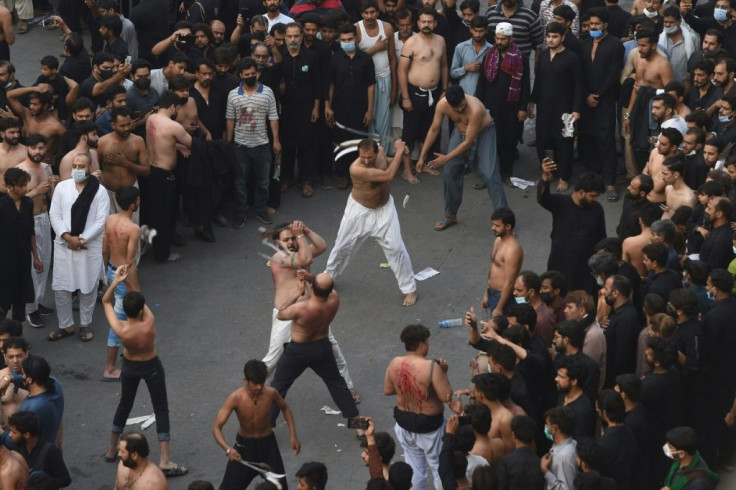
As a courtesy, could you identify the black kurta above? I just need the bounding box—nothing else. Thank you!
[329,49,375,132]
[277,47,321,148]
[0,194,34,312]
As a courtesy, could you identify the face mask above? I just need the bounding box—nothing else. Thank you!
[539,292,553,304]
[340,41,356,52]
[134,78,151,90]
[604,294,616,306]
[544,425,554,441]
[514,295,527,304]
[71,169,88,183]
[715,8,729,22]
[643,7,658,18]
[589,29,603,38]
[99,69,113,80]
[662,443,680,460]
[596,276,605,287]
[3,80,11,89]
[256,61,268,71]
[733,245,736,254]
[664,25,679,35]
[707,291,715,301]
[719,114,734,123]
[243,76,257,87]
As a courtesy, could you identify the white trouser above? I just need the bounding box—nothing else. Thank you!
[54,288,97,328]
[2,0,32,19]
[394,422,445,490]
[325,194,416,294]
[263,308,354,388]
[26,213,51,314]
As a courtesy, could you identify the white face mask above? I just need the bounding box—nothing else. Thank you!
[663,443,674,459]
[643,7,659,18]
[664,25,679,35]
[71,169,88,183]
[596,276,605,287]
[514,295,527,304]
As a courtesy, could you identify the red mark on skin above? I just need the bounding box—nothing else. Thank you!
[147,120,156,141]
[396,361,424,412]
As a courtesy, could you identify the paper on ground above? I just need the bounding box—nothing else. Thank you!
[320,405,341,415]
[141,415,156,430]
[510,177,536,190]
[414,267,440,281]
[126,414,154,425]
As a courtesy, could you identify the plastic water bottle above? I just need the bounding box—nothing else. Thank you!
[438,318,463,328]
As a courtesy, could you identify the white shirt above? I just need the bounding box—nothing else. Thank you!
[661,115,688,136]
[266,13,293,32]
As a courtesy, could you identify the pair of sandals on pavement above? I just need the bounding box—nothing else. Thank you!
[47,326,93,342]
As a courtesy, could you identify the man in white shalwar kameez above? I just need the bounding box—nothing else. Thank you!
[49,153,110,342]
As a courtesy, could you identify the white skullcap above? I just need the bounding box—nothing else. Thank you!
[496,22,513,37]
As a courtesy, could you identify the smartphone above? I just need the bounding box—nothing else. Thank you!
[347,416,370,430]
[545,149,555,160]
[240,7,250,20]
[124,55,132,65]
[458,415,472,426]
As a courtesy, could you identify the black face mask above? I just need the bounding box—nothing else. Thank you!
[134,78,151,90]
[539,292,553,304]
[99,69,114,80]
[243,76,258,87]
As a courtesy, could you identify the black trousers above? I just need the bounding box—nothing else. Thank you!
[60,0,103,52]
[219,433,287,490]
[147,166,178,262]
[270,337,358,425]
[112,356,170,439]
[579,97,618,185]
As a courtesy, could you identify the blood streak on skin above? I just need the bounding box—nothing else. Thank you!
[396,361,424,412]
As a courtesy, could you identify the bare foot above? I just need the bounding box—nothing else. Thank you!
[421,166,439,176]
[556,179,569,192]
[167,252,182,262]
[403,292,417,307]
[402,170,420,184]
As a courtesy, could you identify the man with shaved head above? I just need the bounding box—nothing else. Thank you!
[269,272,360,426]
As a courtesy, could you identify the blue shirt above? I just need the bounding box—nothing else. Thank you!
[450,39,492,96]
[19,378,64,446]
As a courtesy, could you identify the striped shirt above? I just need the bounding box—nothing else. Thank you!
[226,82,278,148]
[538,0,580,37]
[486,4,544,57]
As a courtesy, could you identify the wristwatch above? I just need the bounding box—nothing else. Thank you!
[623,113,630,120]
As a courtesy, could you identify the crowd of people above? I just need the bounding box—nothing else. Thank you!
[1,0,736,487]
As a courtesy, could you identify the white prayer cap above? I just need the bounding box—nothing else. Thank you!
[496,22,513,37]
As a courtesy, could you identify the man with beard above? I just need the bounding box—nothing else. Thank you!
[191,59,227,141]
[127,60,160,138]
[210,20,227,47]
[144,92,191,263]
[264,0,293,31]
[623,28,673,171]
[58,121,101,181]
[482,212,522,320]
[17,136,58,329]
[555,355,596,439]
[49,153,109,342]
[553,320,600,401]
[0,118,27,189]
[104,268,188,478]
[193,23,216,60]
[213,47,240,94]
[398,8,448,184]
[5,89,65,165]
[538,159,606,294]
[700,196,736,269]
[617,174,654,239]
[476,22,529,187]
[651,93,687,135]
[8,411,70,488]
[600,275,640,387]
[113,432,168,489]
[97,107,150,224]
[685,61,718,113]
[643,127,682,204]
[213,360,300,489]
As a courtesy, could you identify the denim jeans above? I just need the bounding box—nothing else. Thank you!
[233,143,271,217]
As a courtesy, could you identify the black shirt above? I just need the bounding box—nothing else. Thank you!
[617,197,649,240]
[328,49,375,122]
[700,223,735,270]
[646,269,682,302]
[625,404,651,489]
[669,317,702,377]
[685,83,719,112]
[190,85,227,140]
[605,301,641,387]
[129,0,170,66]
[19,440,71,488]
[104,37,129,60]
[59,50,92,85]
[598,425,637,490]
[561,393,596,439]
[79,76,108,109]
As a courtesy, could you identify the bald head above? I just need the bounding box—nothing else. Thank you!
[312,273,334,298]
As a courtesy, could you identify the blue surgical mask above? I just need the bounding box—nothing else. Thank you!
[514,295,527,304]
[719,114,733,123]
[544,425,554,441]
[707,291,715,301]
[715,7,729,22]
[71,169,88,183]
[340,41,356,52]
[589,29,603,39]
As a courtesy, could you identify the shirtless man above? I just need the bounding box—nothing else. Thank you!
[103,267,187,477]
[101,187,141,380]
[145,91,192,263]
[478,208,523,320]
[97,107,150,224]
[466,402,506,470]
[398,7,448,183]
[17,134,58,329]
[0,443,28,490]
[0,5,14,62]
[416,85,507,229]
[270,274,359,424]
[4,88,65,163]
[58,120,101,181]
[623,203,660,277]
[213,359,300,489]
[0,337,29,425]
[643,128,681,203]
[384,324,461,490]
[325,139,417,306]
[660,156,696,219]
[264,221,358,398]
[470,372,515,454]
[0,118,26,190]
[113,432,168,490]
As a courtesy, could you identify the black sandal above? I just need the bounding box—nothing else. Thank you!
[47,328,74,341]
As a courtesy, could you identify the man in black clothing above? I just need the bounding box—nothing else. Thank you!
[60,0,103,53]
[496,415,545,490]
[643,242,683,301]
[58,33,92,85]
[596,390,637,490]
[601,275,641,388]
[604,0,631,38]
[594,239,643,311]
[615,374,650,490]
[489,343,537,421]
[212,47,239,94]
[8,411,71,488]
[617,174,654,239]
[681,127,709,191]
[190,58,227,140]
[552,320,599,402]
[701,196,736,269]
[100,15,129,60]
[277,22,321,197]
[80,52,131,109]
[538,163,606,294]
[553,5,582,55]
[686,60,720,110]
[702,269,736,466]
[579,7,623,197]
[641,337,684,488]
[555,355,596,439]
[129,0,169,67]
[575,439,619,490]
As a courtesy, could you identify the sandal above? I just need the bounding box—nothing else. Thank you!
[17,21,28,34]
[162,464,189,478]
[302,184,314,198]
[607,189,619,202]
[434,219,457,231]
[47,328,74,341]
[79,326,93,342]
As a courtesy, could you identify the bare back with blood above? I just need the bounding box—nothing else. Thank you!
[387,357,444,416]
[146,112,191,172]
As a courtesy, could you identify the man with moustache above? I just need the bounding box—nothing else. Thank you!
[685,60,719,111]
[191,58,227,141]
[58,121,101,181]
[5,89,65,164]
[482,207,523,318]
[17,135,58,329]
[113,432,168,489]
[0,118,27,189]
